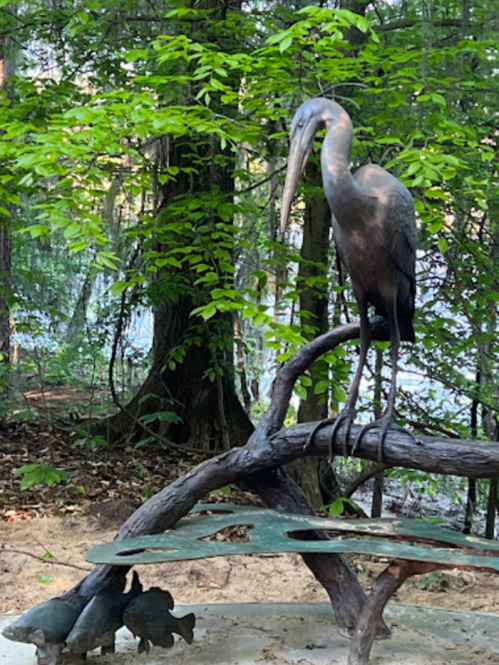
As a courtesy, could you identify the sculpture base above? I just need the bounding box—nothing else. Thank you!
[2,602,498,665]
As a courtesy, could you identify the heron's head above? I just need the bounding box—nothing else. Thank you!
[291,97,342,138]
[280,98,343,235]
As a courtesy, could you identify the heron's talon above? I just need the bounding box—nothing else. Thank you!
[329,408,356,458]
[303,417,336,453]
[352,417,416,462]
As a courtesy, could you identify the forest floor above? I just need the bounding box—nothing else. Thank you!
[2,388,499,620]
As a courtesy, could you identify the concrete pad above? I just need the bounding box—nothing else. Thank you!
[2,602,499,665]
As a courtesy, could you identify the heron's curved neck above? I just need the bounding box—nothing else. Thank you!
[320,109,354,196]
[320,110,373,222]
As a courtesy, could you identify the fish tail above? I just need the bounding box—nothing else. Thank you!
[177,613,195,644]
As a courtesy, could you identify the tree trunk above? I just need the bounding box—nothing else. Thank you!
[0,5,16,367]
[234,311,252,415]
[97,110,252,453]
[464,373,479,533]
[481,310,497,539]
[101,303,253,451]
[65,269,93,342]
[486,477,498,539]
[287,159,331,507]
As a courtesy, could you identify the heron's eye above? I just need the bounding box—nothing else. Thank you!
[298,121,303,127]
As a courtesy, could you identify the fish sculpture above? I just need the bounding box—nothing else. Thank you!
[2,594,86,665]
[66,570,142,656]
[123,586,195,654]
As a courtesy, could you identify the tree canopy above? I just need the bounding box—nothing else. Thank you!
[1,0,499,479]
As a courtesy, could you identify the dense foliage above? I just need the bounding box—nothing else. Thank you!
[1,0,499,519]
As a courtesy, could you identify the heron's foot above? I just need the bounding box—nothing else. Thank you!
[303,417,336,453]
[329,407,357,459]
[352,415,415,462]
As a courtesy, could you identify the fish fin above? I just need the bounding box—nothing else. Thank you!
[163,589,174,610]
[102,575,126,595]
[100,631,115,649]
[28,629,46,647]
[146,586,174,609]
[128,570,143,598]
[67,630,93,654]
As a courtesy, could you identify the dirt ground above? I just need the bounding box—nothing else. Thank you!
[1,414,499,617]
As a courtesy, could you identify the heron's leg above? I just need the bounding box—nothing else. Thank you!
[384,308,401,421]
[353,310,414,461]
[303,303,371,457]
[329,298,372,459]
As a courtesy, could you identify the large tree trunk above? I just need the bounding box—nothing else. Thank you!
[96,17,253,451]
[102,303,254,452]
[287,160,331,506]
[65,270,93,342]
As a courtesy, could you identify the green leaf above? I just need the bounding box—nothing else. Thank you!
[333,385,347,402]
[406,162,421,176]
[279,36,293,53]
[68,240,89,253]
[294,383,307,400]
[328,499,345,518]
[314,379,330,395]
[428,221,443,234]
[38,575,54,585]
[16,462,67,490]
[431,92,446,108]
[110,281,129,295]
[96,252,120,270]
[199,303,216,320]
[437,237,449,254]
[22,224,48,239]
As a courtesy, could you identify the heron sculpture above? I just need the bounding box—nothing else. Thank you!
[280,97,417,461]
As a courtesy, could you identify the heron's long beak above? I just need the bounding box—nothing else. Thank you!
[279,124,314,236]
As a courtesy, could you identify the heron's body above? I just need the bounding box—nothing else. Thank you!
[333,166,415,326]
[280,98,417,457]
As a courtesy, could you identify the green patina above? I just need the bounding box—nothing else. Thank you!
[86,504,499,571]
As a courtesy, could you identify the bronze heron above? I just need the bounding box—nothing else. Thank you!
[280,97,417,460]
